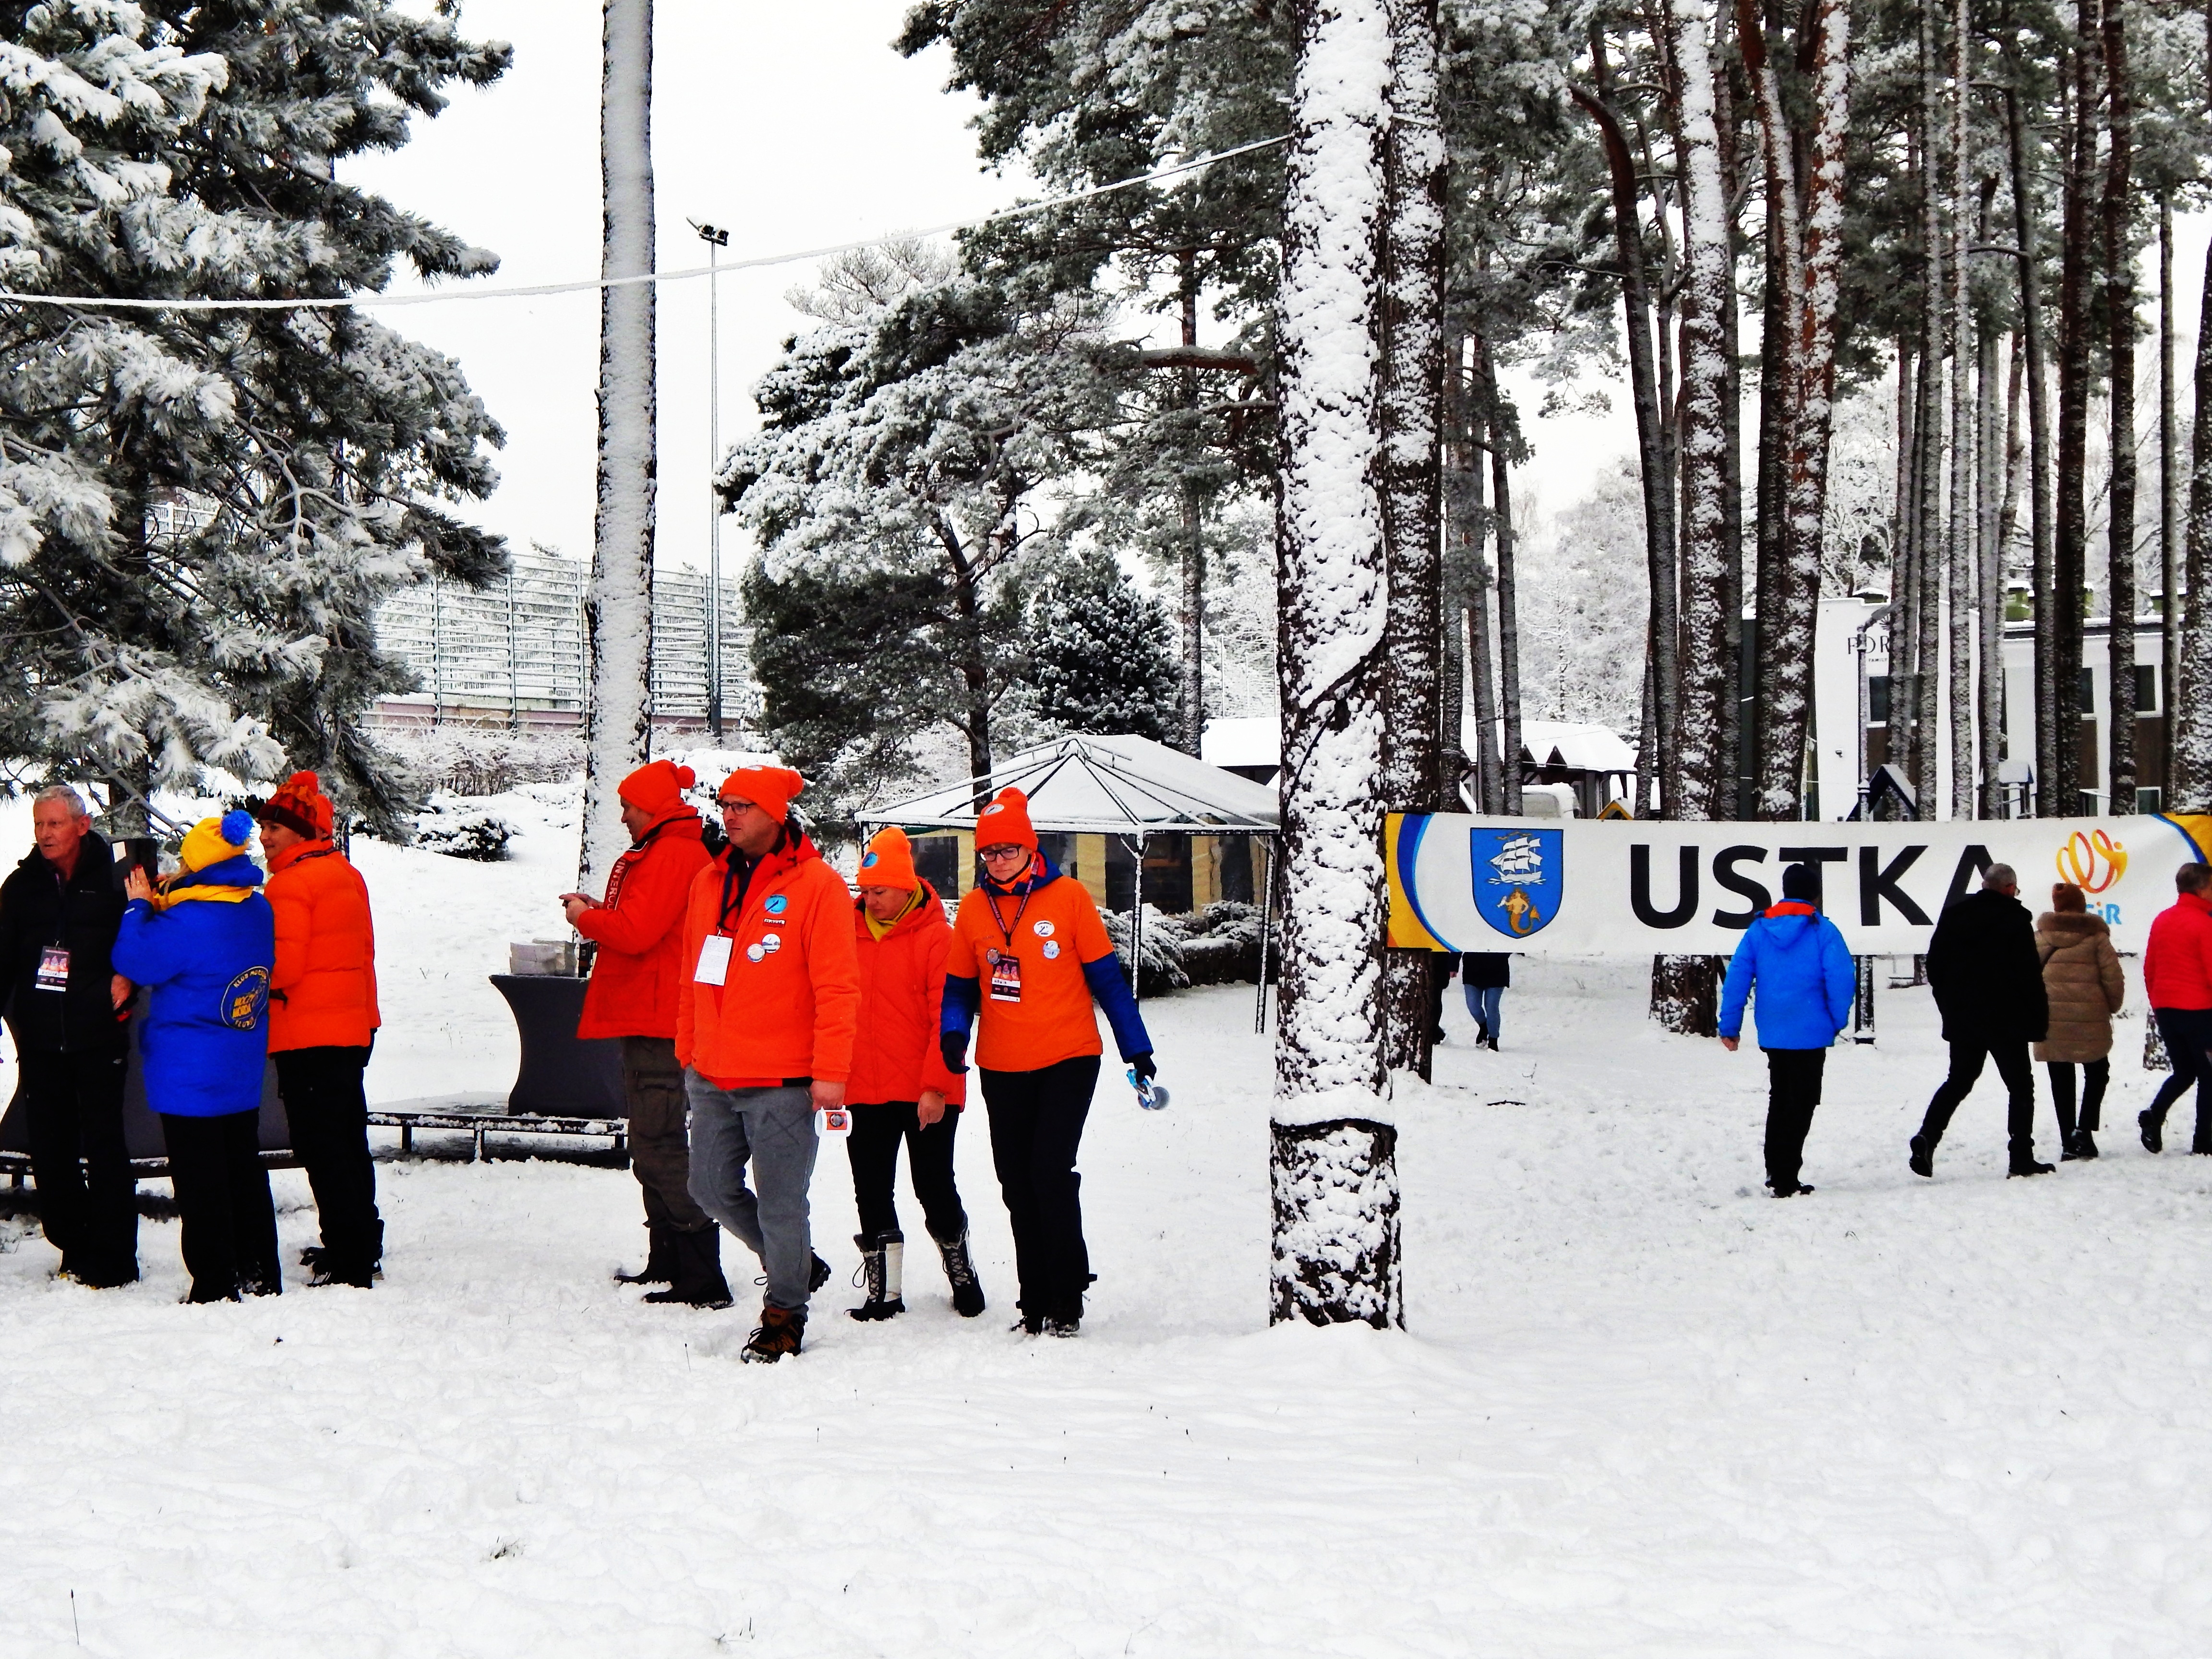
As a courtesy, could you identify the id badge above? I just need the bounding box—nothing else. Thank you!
[986,946,1023,1004]
[816,1106,852,1139]
[35,945,68,993]
[694,935,733,986]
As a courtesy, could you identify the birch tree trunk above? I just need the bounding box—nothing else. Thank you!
[2053,0,2099,817]
[2004,74,2057,817]
[1947,0,1975,819]
[1271,0,1399,1331]
[1378,0,1446,1079]
[2103,2,2137,814]
[580,0,656,892]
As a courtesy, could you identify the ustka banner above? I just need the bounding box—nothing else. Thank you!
[1384,812,2212,958]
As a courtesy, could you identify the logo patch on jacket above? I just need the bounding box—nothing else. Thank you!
[222,966,272,1031]
[765,894,788,915]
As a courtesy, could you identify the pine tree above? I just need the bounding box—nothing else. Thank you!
[1020,549,1180,742]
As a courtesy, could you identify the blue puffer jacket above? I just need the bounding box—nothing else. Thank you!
[1718,904,1856,1050]
[112,854,275,1118]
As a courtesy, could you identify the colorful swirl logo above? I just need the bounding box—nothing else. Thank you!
[2056,829,2128,894]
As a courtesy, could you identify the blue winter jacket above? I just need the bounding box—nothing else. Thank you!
[1718,906,1856,1050]
[111,854,275,1118]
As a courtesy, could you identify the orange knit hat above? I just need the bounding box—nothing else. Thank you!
[618,759,698,819]
[855,826,919,890]
[717,764,805,821]
[255,771,333,841]
[975,786,1038,852]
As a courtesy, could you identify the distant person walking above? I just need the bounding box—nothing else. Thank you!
[1461,953,1510,1051]
[561,760,720,1303]
[676,766,860,1363]
[1909,864,2053,1180]
[2032,883,2124,1162]
[1717,864,1855,1197]
[0,785,136,1286]
[844,826,982,1321]
[255,773,384,1287]
[2138,862,2212,1155]
[114,813,279,1302]
[941,787,1152,1337]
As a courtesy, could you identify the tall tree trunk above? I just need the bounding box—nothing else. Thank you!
[1178,251,1206,757]
[2104,1,2137,814]
[2053,0,2099,816]
[1487,371,1524,818]
[1913,4,1944,820]
[1378,0,1446,1079]
[1454,342,1504,813]
[2175,232,2212,810]
[1947,0,1975,819]
[1978,321,2006,817]
[580,0,656,891]
[1440,332,1471,786]
[1271,0,1398,1331]
[1717,50,1744,822]
[2162,191,2182,793]
[1752,214,1786,810]
[2004,69,2057,817]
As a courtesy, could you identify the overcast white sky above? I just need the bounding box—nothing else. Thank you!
[349,1,2210,577]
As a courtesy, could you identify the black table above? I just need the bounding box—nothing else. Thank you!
[488,974,625,1117]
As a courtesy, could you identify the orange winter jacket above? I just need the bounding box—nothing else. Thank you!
[573,809,713,1039]
[848,885,966,1108]
[676,830,861,1085]
[265,840,380,1053]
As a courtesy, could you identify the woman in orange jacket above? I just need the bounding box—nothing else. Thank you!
[844,827,984,1321]
[253,772,383,1288]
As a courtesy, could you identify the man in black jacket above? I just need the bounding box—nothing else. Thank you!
[0,786,138,1284]
[1909,863,2054,1180]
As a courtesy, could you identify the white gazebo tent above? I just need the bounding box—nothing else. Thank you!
[859,733,1280,1018]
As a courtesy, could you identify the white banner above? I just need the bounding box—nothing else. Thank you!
[1385,813,2212,957]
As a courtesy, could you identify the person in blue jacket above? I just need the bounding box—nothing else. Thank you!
[112,811,279,1302]
[1718,862,1856,1198]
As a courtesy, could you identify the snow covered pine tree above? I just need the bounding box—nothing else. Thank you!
[1271,0,1401,1330]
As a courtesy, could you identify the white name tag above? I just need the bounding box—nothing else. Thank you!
[694,935,733,986]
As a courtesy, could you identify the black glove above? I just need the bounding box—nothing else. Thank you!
[1129,1051,1156,1083]
[940,1031,970,1075]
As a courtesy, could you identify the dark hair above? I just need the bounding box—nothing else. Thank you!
[2180,863,2212,896]
[2051,882,2086,913]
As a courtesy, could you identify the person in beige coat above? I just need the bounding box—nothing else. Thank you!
[2034,882,2126,1160]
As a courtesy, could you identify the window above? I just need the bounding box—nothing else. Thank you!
[2080,666,2095,713]
[1867,675,1890,724]
[2136,663,2159,713]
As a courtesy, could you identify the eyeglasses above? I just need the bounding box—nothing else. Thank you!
[978,843,1029,863]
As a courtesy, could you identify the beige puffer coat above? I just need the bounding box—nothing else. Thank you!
[2032,910,2125,1062]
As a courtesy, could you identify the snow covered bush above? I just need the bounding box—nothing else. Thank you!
[1178,900,1274,986]
[411,794,513,862]
[379,725,585,798]
[1101,905,1191,997]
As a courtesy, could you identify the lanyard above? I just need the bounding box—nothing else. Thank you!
[985,874,1035,953]
[716,854,753,935]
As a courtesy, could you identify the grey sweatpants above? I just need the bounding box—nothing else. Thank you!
[683,1076,818,1310]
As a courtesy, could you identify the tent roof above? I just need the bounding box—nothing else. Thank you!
[860,733,1279,836]
[1518,720,1636,773]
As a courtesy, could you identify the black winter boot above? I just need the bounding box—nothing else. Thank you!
[932,1226,986,1318]
[2072,1130,2099,1160]
[614,1223,677,1286]
[2141,1108,2164,1154]
[847,1231,906,1321]
[1908,1134,1936,1178]
[2008,1146,2056,1177]
[642,1227,734,1308]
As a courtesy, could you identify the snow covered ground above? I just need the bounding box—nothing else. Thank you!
[4,793,2212,1655]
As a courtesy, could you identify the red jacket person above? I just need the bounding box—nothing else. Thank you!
[940,787,1152,1336]
[2139,861,2212,1153]
[676,765,860,1362]
[562,760,719,1303]
[843,826,983,1322]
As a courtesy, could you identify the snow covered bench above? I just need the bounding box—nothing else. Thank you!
[365,1105,628,1165]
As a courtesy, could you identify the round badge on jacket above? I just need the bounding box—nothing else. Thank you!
[1043,940,1060,959]
[766,894,788,915]
[761,934,781,954]
[745,943,765,963]
[1033,919,1055,937]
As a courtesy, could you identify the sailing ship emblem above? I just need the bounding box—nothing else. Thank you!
[1470,827,1561,938]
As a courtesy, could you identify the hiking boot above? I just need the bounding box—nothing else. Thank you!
[1771,1181,1814,1198]
[933,1226,986,1318]
[614,1223,677,1286]
[1908,1134,1935,1178]
[1044,1314,1081,1338]
[741,1303,805,1363]
[2141,1109,2163,1154]
[643,1228,734,1309]
[1012,1310,1044,1335]
[307,1258,375,1289]
[2008,1156,2056,1178]
[847,1231,906,1322]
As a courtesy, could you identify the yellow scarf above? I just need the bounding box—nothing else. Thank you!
[155,878,255,909]
[864,887,926,941]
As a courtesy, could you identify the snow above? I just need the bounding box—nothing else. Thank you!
[9,793,2212,1652]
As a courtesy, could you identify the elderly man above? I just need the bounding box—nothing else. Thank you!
[0,785,137,1286]
[1910,863,2053,1180]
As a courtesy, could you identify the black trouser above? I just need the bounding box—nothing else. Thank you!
[1762,1048,1826,1190]
[981,1055,1100,1321]
[19,1045,136,1281]
[274,1045,383,1271]
[2145,1008,2212,1150]
[1918,1038,2038,1156]
[845,1101,966,1241]
[160,1110,279,1301]
[2046,1059,2109,1145]
[620,1035,711,1233]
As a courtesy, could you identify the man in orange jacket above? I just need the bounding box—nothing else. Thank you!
[940,787,1153,1337]
[844,826,983,1321]
[254,772,383,1288]
[560,759,720,1303]
[676,765,860,1362]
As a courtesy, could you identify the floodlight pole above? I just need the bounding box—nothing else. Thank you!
[694,219,730,738]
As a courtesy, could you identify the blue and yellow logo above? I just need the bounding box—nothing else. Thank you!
[1471,827,1560,938]
[222,965,270,1031]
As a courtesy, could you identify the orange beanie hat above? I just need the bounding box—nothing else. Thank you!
[618,759,697,819]
[256,771,333,841]
[717,764,805,821]
[856,826,919,890]
[975,786,1038,852]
